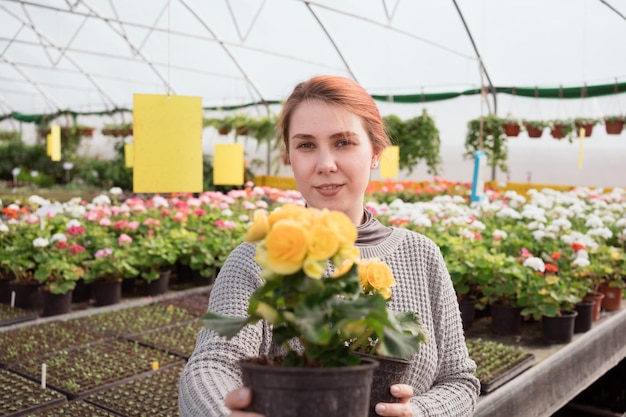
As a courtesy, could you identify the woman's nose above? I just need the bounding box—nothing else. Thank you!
[316,150,337,174]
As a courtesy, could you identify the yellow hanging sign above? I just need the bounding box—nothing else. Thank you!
[132,94,203,193]
[213,143,244,185]
[577,127,585,169]
[124,143,134,168]
[46,134,52,156]
[380,145,399,179]
[50,125,61,162]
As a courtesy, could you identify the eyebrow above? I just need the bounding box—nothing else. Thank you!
[291,131,360,140]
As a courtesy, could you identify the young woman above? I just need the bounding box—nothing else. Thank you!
[179,75,480,417]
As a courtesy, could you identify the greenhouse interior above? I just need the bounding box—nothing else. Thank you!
[1,1,626,416]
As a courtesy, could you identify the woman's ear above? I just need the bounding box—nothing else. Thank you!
[282,153,290,165]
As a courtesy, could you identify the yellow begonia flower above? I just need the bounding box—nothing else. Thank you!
[307,224,340,261]
[244,210,269,243]
[358,258,396,299]
[332,245,360,268]
[316,210,357,248]
[263,219,309,275]
[333,258,355,277]
[255,301,279,324]
[268,204,315,229]
[303,256,326,279]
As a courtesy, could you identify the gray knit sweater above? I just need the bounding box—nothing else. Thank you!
[179,214,480,416]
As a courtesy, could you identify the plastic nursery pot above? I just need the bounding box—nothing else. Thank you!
[541,310,578,344]
[490,304,523,335]
[239,357,379,417]
[574,301,594,333]
[355,352,410,417]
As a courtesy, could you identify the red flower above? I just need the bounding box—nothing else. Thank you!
[544,264,558,273]
[550,252,561,260]
[571,242,585,251]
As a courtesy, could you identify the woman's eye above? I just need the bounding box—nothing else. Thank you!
[297,142,314,149]
[337,140,352,147]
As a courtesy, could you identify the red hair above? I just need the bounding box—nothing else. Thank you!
[279,75,390,161]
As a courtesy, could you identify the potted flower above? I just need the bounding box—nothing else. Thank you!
[501,116,521,137]
[518,253,582,344]
[127,233,178,295]
[574,117,598,137]
[84,243,139,306]
[603,115,625,135]
[522,120,548,138]
[548,119,574,140]
[202,204,427,417]
[31,237,86,316]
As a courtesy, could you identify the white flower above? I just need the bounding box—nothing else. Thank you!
[523,256,545,272]
[221,209,233,217]
[495,207,523,219]
[587,227,613,240]
[492,230,507,240]
[0,223,8,233]
[526,221,545,231]
[238,214,249,222]
[50,233,67,243]
[459,228,476,240]
[584,216,604,229]
[33,237,50,248]
[28,195,50,206]
[574,250,589,260]
[152,196,169,208]
[411,215,432,228]
[92,194,111,206]
[109,187,123,196]
[572,257,590,268]
[66,219,81,229]
[469,220,486,231]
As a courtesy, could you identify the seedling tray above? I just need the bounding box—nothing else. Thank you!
[0,368,66,417]
[9,338,183,399]
[86,362,185,417]
[25,400,117,416]
[0,304,37,327]
[68,303,197,337]
[479,353,535,394]
[0,321,107,368]
[125,320,202,359]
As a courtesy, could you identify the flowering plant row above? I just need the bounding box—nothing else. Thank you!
[1,182,625,317]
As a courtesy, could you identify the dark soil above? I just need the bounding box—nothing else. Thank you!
[159,290,211,316]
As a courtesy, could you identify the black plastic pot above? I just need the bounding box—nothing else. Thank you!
[355,352,410,417]
[490,304,523,335]
[574,301,594,333]
[41,290,72,317]
[240,357,379,417]
[91,279,122,306]
[542,310,578,344]
[8,281,42,310]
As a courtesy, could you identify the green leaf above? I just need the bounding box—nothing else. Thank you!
[202,312,253,339]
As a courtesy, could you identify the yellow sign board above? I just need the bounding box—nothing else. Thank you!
[214,143,244,186]
[132,94,203,193]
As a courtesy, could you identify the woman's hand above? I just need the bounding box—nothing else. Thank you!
[374,384,414,417]
[225,387,264,417]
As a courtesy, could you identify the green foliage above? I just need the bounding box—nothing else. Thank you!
[0,130,21,141]
[0,140,64,182]
[383,109,442,175]
[464,114,508,172]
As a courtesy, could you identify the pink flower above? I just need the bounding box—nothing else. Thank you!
[25,214,39,224]
[194,209,206,216]
[95,248,113,258]
[128,221,139,230]
[520,247,533,258]
[99,218,112,226]
[118,234,133,246]
[69,244,85,256]
[66,226,86,235]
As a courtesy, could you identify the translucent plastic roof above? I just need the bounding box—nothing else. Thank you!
[1,0,625,116]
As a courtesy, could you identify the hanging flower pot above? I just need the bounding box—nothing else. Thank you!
[574,118,597,137]
[523,121,546,139]
[502,122,521,137]
[604,117,624,135]
[549,121,573,140]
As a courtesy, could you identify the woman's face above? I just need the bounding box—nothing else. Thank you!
[287,100,380,225]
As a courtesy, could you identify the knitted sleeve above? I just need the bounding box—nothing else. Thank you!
[409,238,480,416]
[178,243,271,417]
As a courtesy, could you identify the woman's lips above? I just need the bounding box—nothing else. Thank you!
[314,184,343,197]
